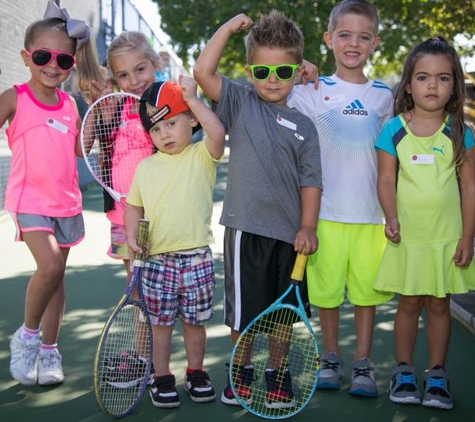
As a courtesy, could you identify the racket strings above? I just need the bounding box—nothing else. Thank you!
[231,307,319,418]
[95,304,152,416]
[82,93,153,199]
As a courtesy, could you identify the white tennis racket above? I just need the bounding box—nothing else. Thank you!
[80,92,154,208]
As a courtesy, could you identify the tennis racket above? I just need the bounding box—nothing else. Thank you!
[93,218,152,417]
[229,253,320,419]
[80,92,154,208]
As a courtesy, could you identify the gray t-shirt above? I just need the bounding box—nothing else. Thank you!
[215,76,322,245]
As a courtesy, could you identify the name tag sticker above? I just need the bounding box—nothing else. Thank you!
[410,154,434,164]
[46,118,68,134]
[276,114,297,131]
[323,94,345,103]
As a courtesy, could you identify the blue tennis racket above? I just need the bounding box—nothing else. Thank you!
[229,253,320,419]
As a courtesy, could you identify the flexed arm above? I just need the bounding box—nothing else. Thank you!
[179,75,225,160]
[193,14,253,103]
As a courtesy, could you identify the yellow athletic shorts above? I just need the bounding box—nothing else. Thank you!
[307,220,394,307]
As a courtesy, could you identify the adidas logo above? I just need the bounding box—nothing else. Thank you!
[343,99,368,116]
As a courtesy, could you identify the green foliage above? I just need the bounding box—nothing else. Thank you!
[156,0,475,79]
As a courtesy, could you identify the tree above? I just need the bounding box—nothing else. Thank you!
[155,0,475,79]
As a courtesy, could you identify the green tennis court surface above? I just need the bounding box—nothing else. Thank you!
[1,184,474,422]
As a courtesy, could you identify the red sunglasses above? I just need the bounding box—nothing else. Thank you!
[25,48,76,71]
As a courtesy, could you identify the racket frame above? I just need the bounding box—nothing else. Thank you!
[229,253,320,419]
[93,218,152,417]
[80,92,142,208]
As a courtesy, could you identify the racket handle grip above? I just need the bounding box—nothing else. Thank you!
[135,218,149,261]
[291,253,309,282]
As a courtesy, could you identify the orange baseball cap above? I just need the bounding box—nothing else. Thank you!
[139,81,199,133]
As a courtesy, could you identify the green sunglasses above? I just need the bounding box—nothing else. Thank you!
[249,64,300,81]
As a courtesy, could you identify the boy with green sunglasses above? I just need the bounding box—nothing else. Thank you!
[194,10,322,408]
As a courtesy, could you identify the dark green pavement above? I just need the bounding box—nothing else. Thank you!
[1,182,475,422]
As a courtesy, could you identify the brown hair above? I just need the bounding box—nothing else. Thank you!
[245,10,304,64]
[24,17,105,101]
[328,0,380,36]
[394,36,469,167]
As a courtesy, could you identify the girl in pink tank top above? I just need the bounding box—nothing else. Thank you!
[0,2,104,387]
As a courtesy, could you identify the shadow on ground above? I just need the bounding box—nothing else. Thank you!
[1,156,475,421]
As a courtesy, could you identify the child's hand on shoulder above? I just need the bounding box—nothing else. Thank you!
[300,60,319,89]
[89,78,114,104]
[226,14,253,34]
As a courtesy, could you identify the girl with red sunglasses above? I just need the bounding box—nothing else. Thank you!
[0,1,103,388]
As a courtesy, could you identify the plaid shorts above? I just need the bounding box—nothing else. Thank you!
[142,247,215,326]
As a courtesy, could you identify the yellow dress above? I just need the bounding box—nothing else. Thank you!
[374,116,475,297]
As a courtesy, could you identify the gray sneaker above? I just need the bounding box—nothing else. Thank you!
[422,367,453,410]
[349,358,377,397]
[317,352,343,390]
[389,364,420,404]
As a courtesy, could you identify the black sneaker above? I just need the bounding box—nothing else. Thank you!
[148,363,155,386]
[221,365,254,406]
[103,353,149,388]
[184,370,216,402]
[265,368,296,409]
[150,374,180,408]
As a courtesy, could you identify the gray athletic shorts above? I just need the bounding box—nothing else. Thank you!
[12,212,85,247]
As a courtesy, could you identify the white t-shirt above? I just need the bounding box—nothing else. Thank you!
[288,74,393,224]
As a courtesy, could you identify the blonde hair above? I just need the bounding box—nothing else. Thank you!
[107,31,162,74]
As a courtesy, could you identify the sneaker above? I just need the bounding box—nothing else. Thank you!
[108,353,155,385]
[9,327,40,385]
[317,352,343,390]
[349,358,378,397]
[421,367,453,410]
[148,363,155,385]
[150,374,180,408]
[103,352,150,388]
[38,350,64,385]
[184,370,216,402]
[265,368,296,409]
[389,364,420,404]
[221,365,254,406]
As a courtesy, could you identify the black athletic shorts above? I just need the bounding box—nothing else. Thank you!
[223,227,311,331]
